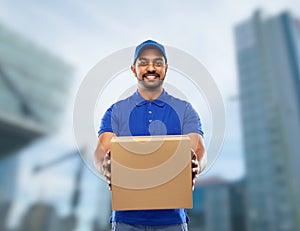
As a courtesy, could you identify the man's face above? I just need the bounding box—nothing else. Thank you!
[131,48,168,90]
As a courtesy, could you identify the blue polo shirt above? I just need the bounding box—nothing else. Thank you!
[98,90,203,226]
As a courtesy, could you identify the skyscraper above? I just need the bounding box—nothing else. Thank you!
[235,10,300,231]
[19,202,59,231]
[0,22,73,159]
[0,22,73,195]
[0,22,73,230]
[189,177,246,231]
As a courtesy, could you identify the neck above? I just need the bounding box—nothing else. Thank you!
[138,87,163,101]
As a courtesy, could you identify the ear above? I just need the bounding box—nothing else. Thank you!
[131,65,137,77]
[165,64,168,74]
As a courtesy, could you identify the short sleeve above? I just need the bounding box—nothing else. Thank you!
[182,103,204,136]
[98,104,118,136]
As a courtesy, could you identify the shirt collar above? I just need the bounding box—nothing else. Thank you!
[134,90,167,107]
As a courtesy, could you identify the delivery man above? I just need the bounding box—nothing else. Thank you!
[94,39,207,231]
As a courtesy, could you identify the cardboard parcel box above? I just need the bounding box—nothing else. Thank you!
[110,135,192,210]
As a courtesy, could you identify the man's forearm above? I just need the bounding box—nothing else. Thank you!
[94,147,106,174]
[198,151,207,172]
[94,132,116,174]
[188,132,207,173]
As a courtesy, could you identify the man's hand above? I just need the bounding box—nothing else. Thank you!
[191,150,200,190]
[94,132,116,190]
[102,151,112,190]
[188,133,207,190]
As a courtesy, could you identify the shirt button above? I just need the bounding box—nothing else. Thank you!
[149,119,152,123]
[148,111,152,114]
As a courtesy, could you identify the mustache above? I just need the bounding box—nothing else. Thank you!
[142,71,160,78]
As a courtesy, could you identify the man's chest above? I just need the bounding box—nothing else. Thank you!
[117,105,182,136]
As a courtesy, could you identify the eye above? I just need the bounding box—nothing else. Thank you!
[154,61,164,67]
[138,60,148,66]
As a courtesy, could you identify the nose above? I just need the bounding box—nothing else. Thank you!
[146,63,156,71]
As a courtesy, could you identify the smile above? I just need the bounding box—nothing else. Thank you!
[143,74,160,80]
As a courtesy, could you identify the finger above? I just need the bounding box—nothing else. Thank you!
[105,171,111,179]
[191,159,198,164]
[106,177,111,191]
[192,168,200,180]
[104,155,110,162]
[192,172,198,179]
[192,179,196,191]
[102,163,108,170]
[106,175,112,191]
[191,159,199,167]
[104,152,111,160]
[107,159,111,172]
[105,176,111,186]
[191,150,196,159]
[192,171,197,176]
[191,163,199,168]
[102,160,112,172]
[192,167,199,172]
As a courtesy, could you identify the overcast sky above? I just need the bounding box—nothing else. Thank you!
[1,1,299,230]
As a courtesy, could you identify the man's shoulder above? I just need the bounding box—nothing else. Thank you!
[108,92,137,110]
[163,91,190,107]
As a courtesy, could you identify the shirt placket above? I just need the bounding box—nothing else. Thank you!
[147,102,153,125]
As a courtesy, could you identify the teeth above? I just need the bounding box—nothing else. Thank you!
[145,75,156,80]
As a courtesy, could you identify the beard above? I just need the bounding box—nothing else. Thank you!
[138,72,165,90]
[138,77,164,90]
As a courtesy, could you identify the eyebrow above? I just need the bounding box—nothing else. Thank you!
[138,57,164,61]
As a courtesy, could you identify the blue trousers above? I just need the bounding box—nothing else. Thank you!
[111,222,188,231]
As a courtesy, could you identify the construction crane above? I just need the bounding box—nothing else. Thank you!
[32,147,86,231]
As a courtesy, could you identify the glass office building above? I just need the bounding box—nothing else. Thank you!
[19,202,59,231]
[189,178,246,231]
[235,10,300,231]
[0,23,73,159]
[0,22,73,207]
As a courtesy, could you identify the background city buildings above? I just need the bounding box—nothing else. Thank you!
[0,23,73,158]
[0,23,73,230]
[235,10,300,231]
[189,177,246,231]
[0,1,299,231]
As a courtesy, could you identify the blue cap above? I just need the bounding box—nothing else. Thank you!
[133,40,167,64]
